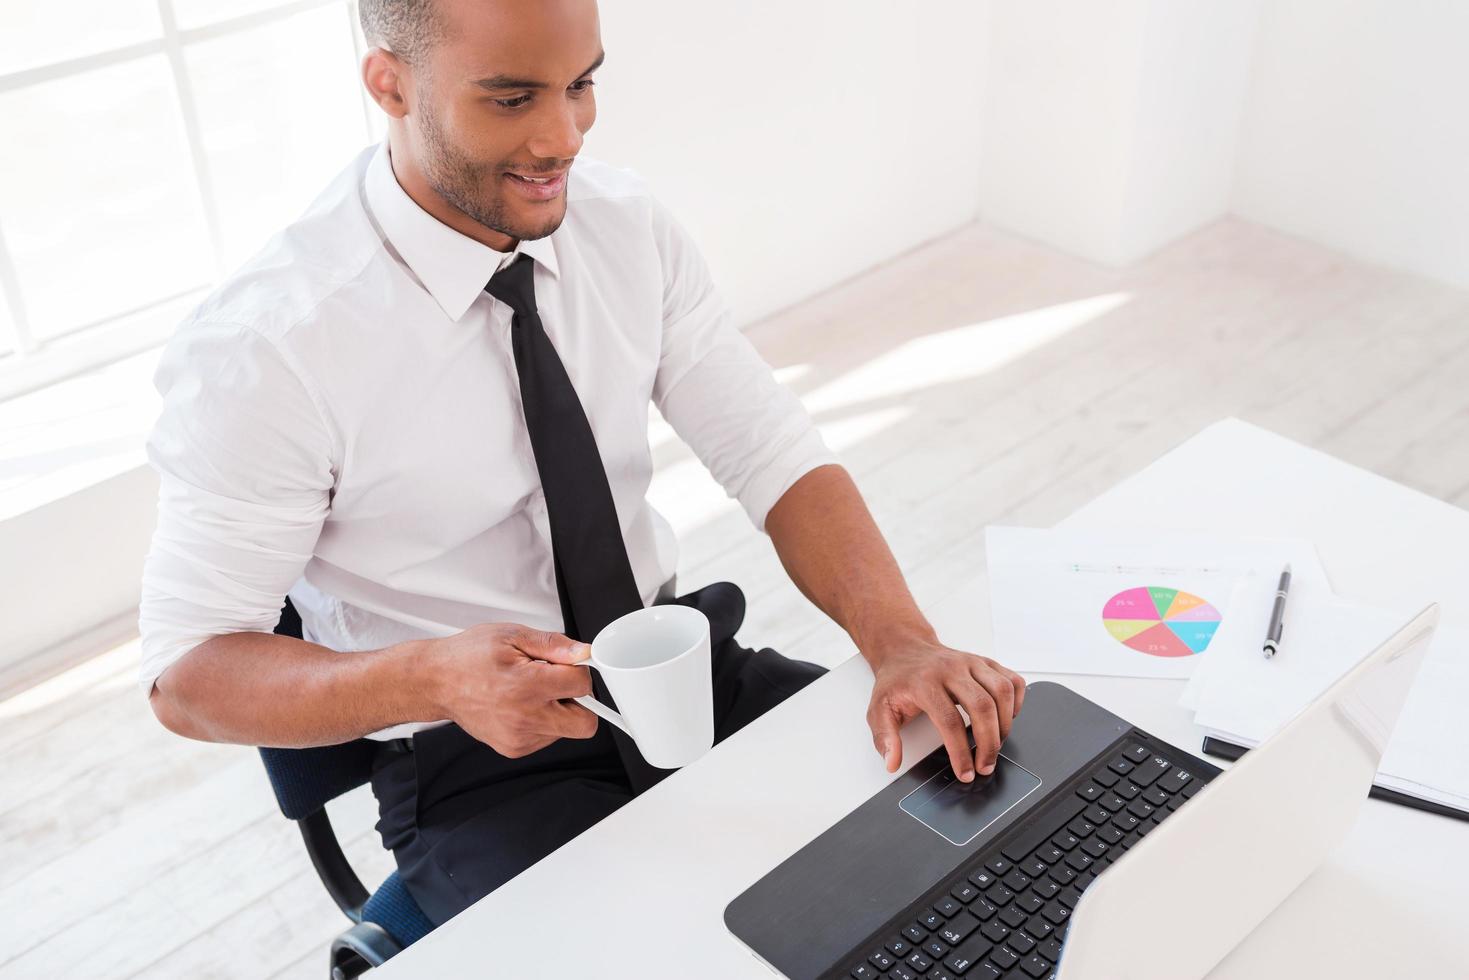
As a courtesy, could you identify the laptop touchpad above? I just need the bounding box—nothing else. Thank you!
[899,754,1043,846]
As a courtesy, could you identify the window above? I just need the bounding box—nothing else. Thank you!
[0,0,380,400]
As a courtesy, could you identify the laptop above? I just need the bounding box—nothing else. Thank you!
[725,604,1439,980]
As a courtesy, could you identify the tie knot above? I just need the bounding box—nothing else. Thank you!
[485,252,537,317]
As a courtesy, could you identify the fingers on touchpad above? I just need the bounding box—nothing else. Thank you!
[899,755,1043,846]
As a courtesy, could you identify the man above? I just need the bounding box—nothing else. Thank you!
[140,0,1026,927]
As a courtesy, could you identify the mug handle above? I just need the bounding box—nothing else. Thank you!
[573,663,632,737]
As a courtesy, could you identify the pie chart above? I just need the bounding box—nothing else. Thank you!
[1101,586,1220,658]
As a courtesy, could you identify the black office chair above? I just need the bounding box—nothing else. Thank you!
[258,597,434,979]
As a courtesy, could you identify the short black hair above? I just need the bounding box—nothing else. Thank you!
[359,0,444,65]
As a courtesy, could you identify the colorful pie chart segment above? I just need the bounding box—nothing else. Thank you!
[1101,586,1220,658]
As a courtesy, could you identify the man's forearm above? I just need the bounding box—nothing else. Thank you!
[766,464,1026,779]
[149,631,441,748]
[764,464,934,664]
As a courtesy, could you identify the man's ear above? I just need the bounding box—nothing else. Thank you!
[362,47,411,119]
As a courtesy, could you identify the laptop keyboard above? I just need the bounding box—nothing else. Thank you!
[842,739,1206,980]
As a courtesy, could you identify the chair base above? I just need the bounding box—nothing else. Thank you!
[330,921,402,979]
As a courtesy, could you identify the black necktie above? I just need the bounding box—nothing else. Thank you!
[485,253,667,792]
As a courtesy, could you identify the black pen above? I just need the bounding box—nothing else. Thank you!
[1262,563,1292,659]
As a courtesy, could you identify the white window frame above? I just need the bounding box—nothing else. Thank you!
[0,0,376,401]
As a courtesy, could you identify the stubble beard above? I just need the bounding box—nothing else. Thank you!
[416,96,564,243]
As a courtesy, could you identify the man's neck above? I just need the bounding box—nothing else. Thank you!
[386,135,518,254]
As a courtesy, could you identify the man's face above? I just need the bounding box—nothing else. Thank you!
[403,0,602,243]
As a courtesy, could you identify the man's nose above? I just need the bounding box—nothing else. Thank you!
[527,99,584,161]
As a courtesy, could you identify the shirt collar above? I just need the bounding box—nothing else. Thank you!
[363,141,560,321]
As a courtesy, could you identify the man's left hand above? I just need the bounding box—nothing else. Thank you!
[865,638,1027,783]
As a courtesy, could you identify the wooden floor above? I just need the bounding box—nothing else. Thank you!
[3,216,1467,979]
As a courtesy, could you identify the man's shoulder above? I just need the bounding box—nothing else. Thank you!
[184,145,388,348]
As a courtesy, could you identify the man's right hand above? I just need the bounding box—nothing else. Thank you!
[427,623,599,758]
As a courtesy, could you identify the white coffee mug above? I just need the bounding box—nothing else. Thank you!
[574,604,715,770]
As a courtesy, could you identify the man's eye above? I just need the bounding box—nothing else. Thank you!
[493,79,595,110]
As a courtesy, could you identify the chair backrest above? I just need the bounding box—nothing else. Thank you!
[257,597,377,820]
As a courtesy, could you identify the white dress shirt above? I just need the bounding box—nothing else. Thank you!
[139,141,836,737]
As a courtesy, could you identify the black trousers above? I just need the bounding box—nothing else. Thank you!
[368,582,827,927]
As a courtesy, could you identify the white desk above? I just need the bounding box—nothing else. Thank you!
[376,419,1467,978]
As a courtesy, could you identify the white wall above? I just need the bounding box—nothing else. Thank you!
[977,0,1149,265]
[1233,0,1469,290]
[585,0,989,325]
[974,0,1469,289]
[976,0,1261,266]
[1122,0,1262,261]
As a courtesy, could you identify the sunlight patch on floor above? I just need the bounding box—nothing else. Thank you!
[802,293,1132,416]
[0,638,138,721]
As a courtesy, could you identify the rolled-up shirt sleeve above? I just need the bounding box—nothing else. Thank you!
[649,197,839,531]
[138,320,336,693]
